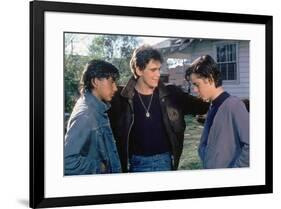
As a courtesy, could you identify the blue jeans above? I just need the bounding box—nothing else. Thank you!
[129,152,172,172]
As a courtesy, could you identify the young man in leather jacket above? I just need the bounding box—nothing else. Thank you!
[109,45,209,172]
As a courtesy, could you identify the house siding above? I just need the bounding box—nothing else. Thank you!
[160,40,249,99]
[223,41,250,99]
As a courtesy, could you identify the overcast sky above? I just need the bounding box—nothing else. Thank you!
[65,33,168,55]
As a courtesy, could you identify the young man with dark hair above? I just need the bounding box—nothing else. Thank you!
[109,45,209,172]
[64,60,122,175]
[186,55,249,168]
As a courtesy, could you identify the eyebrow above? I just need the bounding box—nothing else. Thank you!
[150,67,160,70]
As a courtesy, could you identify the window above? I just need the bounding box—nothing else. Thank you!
[216,43,237,81]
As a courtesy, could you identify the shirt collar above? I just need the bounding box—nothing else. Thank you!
[211,91,230,108]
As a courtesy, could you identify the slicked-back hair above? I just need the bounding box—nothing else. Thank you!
[130,45,163,78]
[185,54,222,87]
[80,59,119,94]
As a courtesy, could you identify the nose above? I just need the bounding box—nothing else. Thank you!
[193,86,198,94]
[112,82,117,92]
[155,69,160,78]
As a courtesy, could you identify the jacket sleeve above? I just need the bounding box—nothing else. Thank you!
[181,91,210,115]
[231,100,250,167]
[166,85,209,115]
[64,113,96,175]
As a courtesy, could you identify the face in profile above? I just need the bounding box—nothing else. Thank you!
[190,73,215,101]
[92,77,118,102]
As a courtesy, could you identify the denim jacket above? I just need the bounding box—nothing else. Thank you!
[64,91,122,175]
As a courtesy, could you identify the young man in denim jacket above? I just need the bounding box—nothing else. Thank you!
[64,60,122,175]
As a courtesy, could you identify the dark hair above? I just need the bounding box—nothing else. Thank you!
[130,45,163,78]
[80,59,119,94]
[185,54,222,87]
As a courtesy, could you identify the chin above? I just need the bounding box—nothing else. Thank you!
[203,97,210,102]
[199,96,207,101]
[152,83,159,88]
[103,97,112,102]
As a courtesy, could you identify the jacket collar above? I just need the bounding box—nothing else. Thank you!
[84,91,110,113]
[120,76,136,99]
[121,76,170,99]
[158,80,170,98]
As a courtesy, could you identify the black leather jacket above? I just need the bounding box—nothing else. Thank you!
[108,77,209,172]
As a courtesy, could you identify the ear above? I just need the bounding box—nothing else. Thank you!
[91,78,99,89]
[207,75,215,85]
[135,67,143,77]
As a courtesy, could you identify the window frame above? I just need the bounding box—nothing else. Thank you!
[213,41,240,85]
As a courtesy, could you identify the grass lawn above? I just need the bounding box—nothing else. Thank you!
[178,115,204,170]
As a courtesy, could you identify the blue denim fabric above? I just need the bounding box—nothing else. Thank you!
[129,152,172,172]
[64,91,121,175]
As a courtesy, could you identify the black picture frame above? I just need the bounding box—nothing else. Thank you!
[30,0,273,208]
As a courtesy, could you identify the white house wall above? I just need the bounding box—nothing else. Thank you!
[223,41,250,99]
[161,40,250,99]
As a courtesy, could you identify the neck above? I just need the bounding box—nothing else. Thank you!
[91,89,102,101]
[135,79,155,95]
[210,87,224,101]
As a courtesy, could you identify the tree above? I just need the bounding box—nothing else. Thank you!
[88,35,139,85]
[64,34,140,116]
[64,54,89,114]
[64,34,90,114]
